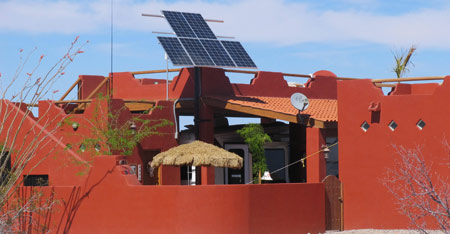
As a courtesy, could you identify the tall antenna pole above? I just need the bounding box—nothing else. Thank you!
[110,0,114,81]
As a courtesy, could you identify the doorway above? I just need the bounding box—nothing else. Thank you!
[224,144,250,184]
[140,150,160,185]
[323,175,342,231]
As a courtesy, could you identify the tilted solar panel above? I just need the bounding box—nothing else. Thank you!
[220,40,257,68]
[162,10,196,38]
[158,10,257,68]
[182,12,217,39]
[200,39,236,67]
[179,38,215,66]
[157,37,193,66]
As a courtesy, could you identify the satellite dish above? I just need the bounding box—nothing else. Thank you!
[290,93,309,111]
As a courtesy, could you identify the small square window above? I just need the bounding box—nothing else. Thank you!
[361,121,370,132]
[417,119,426,130]
[389,121,398,131]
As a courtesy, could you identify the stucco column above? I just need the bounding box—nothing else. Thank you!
[159,165,180,185]
[306,127,326,183]
[199,103,215,185]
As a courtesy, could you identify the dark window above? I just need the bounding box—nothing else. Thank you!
[389,120,398,131]
[417,119,426,130]
[371,111,380,124]
[265,148,286,183]
[361,121,370,132]
[180,166,193,181]
[0,151,11,183]
[23,175,49,186]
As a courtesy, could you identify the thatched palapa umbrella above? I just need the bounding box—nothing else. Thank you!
[150,141,243,169]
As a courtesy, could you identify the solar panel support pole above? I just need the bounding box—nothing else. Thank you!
[152,31,176,35]
[142,13,224,23]
[216,35,235,39]
[194,67,201,140]
[165,53,169,100]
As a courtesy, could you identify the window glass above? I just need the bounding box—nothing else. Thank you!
[265,149,286,183]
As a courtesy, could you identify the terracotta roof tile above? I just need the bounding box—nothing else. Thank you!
[209,96,337,122]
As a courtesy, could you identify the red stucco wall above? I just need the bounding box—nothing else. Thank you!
[338,78,450,230]
[26,156,325,234]
[111,68,338,101]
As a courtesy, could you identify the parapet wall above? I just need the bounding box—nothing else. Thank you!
[23,156,325,234]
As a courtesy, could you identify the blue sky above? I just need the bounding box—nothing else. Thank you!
[1,0,449,102]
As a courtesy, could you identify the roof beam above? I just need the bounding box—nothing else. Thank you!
[203,97,298,123]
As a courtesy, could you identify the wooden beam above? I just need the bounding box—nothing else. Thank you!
[203,97,298,123]
[336,76,447,83]
[25,104,39,107]
[131,68,181,75]
[204,97,338,128]
[130,67,447,84]
[374,83,396,88]
[54,99,92,104]
[223,69,257,75]
[371,76,446,83]
[282,72,311,78]
[223,69,312,78]
[123,100,156,104]
[76,77,109,110]
[337,76,446,82]
[54,99,155,104]
[124,102,155,112]
[59,77,81,101]
[306,119,338,129]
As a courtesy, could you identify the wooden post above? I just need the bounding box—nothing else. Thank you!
[258,170,261,184]
[59,77,81,101]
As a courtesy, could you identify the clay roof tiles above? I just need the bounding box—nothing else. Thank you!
[208,96,337,122]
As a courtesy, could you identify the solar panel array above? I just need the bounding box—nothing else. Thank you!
[158,10,257,68]
[157,37,193,66]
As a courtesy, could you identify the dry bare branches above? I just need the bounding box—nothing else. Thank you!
[0,37,87,232]
[383,145,450,233]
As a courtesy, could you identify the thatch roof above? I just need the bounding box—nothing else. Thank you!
[150,141,243,169]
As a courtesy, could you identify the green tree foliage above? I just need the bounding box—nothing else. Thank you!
[393,45,416,78]
[237,124,271,184]
[65,96,172,158]
[103,110,171,156]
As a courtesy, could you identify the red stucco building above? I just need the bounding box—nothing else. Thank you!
[1,66,448,233]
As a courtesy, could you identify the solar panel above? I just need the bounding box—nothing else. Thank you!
[220,40,257,68]
[179,38,215,66]
[162,11,196,38]
[157,10,257,68]
[157,37,193,66]
[200,39,236,67]
[182,12,216,39]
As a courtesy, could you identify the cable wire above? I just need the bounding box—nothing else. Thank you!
[246,141,339,184]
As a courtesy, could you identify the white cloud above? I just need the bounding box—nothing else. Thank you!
[0,1,104,33]
[1,0,450,48]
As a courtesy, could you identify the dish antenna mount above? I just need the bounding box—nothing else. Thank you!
[290,93,309,111]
